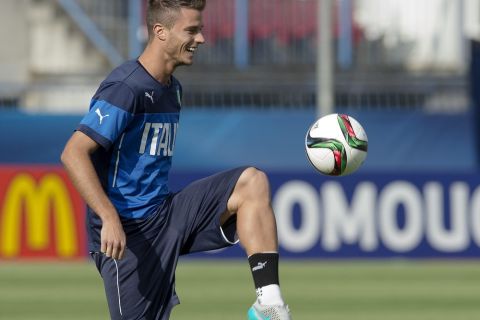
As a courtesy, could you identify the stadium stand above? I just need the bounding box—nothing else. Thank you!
[0,0,473,112]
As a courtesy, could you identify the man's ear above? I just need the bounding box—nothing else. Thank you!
[153,23,167,41]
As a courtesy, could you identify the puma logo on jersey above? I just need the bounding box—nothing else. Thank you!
[95,108,109,124]
[139,122,178,156]
[145,91,154,103]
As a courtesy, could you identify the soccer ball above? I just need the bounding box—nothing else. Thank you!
[305,113,368,176]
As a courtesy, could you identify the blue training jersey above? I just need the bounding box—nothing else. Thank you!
[77,60,182,219]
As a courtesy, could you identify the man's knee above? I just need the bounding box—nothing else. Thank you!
[227,167,271,213]
[236,167,271,200]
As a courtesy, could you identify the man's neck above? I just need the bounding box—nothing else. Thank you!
[138,50,174,86]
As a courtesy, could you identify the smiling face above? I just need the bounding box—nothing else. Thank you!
[162,7,205,67]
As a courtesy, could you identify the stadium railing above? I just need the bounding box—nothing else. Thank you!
[0,0,473,112]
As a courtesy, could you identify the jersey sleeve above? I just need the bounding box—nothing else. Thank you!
[77,82,136,149]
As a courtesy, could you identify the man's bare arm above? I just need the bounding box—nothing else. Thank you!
[61,131,126,259]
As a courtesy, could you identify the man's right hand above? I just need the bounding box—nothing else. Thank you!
[101,215,127,260]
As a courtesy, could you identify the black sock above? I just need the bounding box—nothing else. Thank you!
[248,252,279,289]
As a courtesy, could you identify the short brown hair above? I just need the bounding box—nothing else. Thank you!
[146,0,206,36]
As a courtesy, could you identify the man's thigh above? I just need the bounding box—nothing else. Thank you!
[91,233,180,320]
[170,166,249,254]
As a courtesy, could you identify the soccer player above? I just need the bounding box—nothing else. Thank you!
[60,1,291,319]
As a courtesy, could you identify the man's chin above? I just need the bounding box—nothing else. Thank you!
[176,59,193,67]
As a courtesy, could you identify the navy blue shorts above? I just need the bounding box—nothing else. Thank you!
[90,166,248,320]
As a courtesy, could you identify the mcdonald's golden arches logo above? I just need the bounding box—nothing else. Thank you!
[0,166,86,259]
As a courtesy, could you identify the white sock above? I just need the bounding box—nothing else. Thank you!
[256,284,285,306]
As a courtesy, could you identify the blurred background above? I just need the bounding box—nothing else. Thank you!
[0,0,480,319]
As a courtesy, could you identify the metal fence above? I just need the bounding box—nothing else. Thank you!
[177,0,472,111]
[0,0,475,112]
[61,0,473,72]
[196,0,471,71]
[75,0,130,58]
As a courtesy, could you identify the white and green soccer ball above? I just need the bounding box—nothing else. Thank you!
[305,113,368,176]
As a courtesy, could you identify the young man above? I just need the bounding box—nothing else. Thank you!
[61,1,291,319]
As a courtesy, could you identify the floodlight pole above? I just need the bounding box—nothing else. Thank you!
[234,0,249,69]
[128,0,143,59]
[316,0,334,118]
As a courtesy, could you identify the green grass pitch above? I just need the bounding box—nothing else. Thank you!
[0,260,479,319]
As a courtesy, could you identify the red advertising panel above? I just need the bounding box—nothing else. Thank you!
[0,166,86,259]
